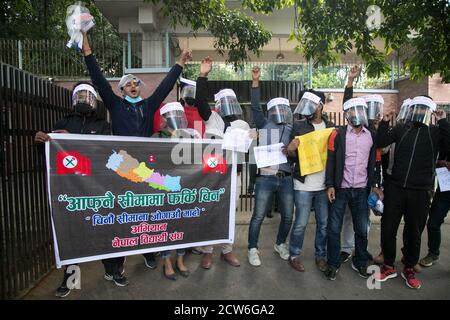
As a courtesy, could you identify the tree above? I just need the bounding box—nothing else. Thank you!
[243,0,450,82]
[147,0,271,70]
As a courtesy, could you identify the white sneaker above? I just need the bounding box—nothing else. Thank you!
[248,248,261,267]
[274,243,290,260]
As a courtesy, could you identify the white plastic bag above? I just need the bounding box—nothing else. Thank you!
[66,1,95,50]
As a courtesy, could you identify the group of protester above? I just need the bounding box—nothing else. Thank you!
[34,31,450,297]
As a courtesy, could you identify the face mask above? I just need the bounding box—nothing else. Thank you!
[75,103,94,115]
[348,116,362,127]
[184,97,196,106]
[125,96,143,104]
[411,113,425,123]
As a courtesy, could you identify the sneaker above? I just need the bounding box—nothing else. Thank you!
[374,264,397,282]
[419,253,439,267]
[325,266,339,281]
[54,270,73,298]
[190,247,203,255]
[401,257,422,273]
[143,254,157,269]
[401,268,421,289]
[248,248,261,267]
[104,273,129,287]
[340,251,351,263]
[55,285,71,298]
[373,252,384,265]
[351,263,369,278]
[274,243,290,260]
[315,257,328,272]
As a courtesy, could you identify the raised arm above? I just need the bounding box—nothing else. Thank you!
[146,49,192,111]
[195,57,213,122]
[376,111,397,148]
[250,66,267,129]
[343,65,360,103]
[82,32,119,111]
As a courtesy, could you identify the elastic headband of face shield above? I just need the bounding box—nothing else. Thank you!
[363,95,384,120]
[267,97,292,124]
[72,83,98,109]
[214,89,242,117]
[294,92,323,116]
[118,74,144,91]
[396,98,412,122]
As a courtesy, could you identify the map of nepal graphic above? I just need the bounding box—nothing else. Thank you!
[106,150,181,192]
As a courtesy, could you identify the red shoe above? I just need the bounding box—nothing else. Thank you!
[401,268,421,289]
[374,264,397,282]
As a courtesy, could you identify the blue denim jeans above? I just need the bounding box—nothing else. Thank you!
[248,175,294,249]
[289,190,328,258]
[161,249,185,259]
[327,188,369,269]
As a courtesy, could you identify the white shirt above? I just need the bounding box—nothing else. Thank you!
[294,121,327,191]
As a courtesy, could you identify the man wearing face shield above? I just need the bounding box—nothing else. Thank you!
[246,66,294,267]
[375,95,450,289]
[193,57,248,269]
[284,89,334,272]
[324,97,382,281]
[82,31,192,273]
[153,102,200,139]
[34,82,129,296]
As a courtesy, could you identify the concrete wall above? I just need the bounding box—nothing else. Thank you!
[428,74,450,104]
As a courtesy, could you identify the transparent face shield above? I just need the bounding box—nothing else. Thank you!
[405,104,433,126]
[217,95,242,117]
[269,104,293,125]
[294,97,321,117]
[161,110,188,130]
[72,89,97,110]
[366,101,383,121]
[345,105,368,127]
[396,103,410,123]
[181,85,196,100]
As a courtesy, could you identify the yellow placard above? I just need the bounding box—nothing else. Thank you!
[297,128,334,176]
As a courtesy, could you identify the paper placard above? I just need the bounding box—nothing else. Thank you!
[253,143,287,169]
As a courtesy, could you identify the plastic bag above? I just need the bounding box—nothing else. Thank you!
[368,192,384,216]
[66,2,95,50]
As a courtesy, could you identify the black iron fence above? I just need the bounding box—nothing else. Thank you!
[0,63,76,299]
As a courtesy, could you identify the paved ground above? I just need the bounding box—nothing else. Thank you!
[24,211,450,300]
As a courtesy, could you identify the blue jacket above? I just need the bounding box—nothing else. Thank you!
[84,54,182,136]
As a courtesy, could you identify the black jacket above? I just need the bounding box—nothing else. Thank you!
[289,117,335,182]
[84,54,182,137]
[377,119,450,190]
[325,125,381,189]
[53,112,111,135]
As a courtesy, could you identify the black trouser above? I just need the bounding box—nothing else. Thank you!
[381,183,431,268]
[426,190,450,256]
[102,257,125,275]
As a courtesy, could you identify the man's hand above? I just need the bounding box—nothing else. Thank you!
[382,111,395,122]
[252,66,261,87]
[35,131,50,144]
[372,187,384,201]
[327,187,336,203]
[286,138,300,156]
[199,56,212,77]
[438,160,450,171]
[435,109,447,121]
[346,65,361,87]
[176,49,192,67]
[81,31,92,56]
[248,128,258,140]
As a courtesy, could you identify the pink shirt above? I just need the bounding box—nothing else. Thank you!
[341,125,373,188]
